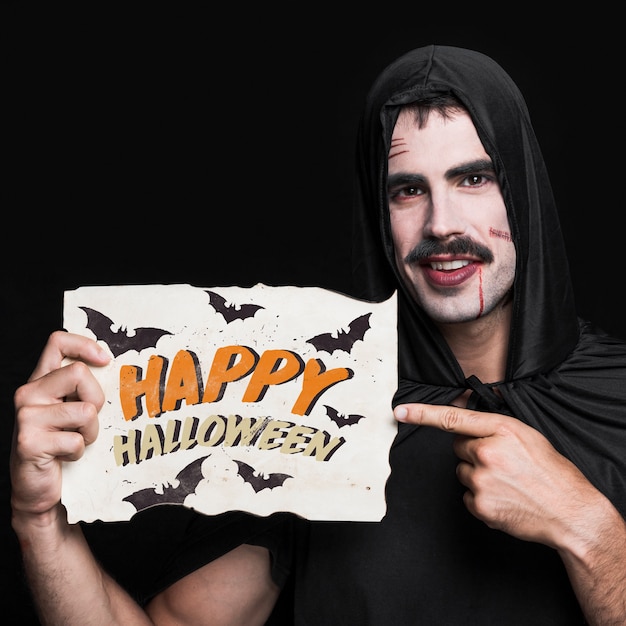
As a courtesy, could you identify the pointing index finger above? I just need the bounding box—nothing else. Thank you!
[394,403,500,438]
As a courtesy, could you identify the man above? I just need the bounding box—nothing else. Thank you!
[289,45,626,624]
[10,45,626,624]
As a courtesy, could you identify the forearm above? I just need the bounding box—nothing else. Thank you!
[13,504,151,626]
[558,499,626,626]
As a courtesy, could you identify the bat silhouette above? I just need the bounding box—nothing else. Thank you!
[205,290,264,323]
[324,404,366,428]
[122,455,208,512]
[234,460,292,493]
[306,313,372,355]
[79,306,172,358]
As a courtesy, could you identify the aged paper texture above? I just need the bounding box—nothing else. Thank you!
[62,284,397,523]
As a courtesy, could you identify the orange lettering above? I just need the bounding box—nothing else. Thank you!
[202,345,259,403]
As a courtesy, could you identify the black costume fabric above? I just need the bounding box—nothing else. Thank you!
[291,45,626,624]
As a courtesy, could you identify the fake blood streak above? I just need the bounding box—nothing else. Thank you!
[476,265,484,319]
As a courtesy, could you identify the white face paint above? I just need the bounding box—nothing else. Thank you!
[387,108,516,323]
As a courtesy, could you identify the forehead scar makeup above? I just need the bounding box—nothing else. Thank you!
[389,137,409,159]
[489,227,512,242]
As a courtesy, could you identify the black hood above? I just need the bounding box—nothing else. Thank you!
[352,45,578,386]
[350,45,626,515]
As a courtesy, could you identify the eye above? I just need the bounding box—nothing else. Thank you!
[460,173,495,188]
[465,174,484,186]
[388,185,424,201]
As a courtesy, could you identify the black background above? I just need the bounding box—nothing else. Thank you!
[2,6,623,623]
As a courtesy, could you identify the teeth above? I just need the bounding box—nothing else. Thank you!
[430,260,470,271]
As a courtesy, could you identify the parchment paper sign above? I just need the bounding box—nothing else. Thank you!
[62,284,397,523]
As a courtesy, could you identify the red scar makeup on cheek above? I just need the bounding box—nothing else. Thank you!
[489,227,512,242]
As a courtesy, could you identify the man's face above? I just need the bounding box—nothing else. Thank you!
[387,108,516,324]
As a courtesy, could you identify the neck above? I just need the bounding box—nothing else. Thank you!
[436,299,512,385]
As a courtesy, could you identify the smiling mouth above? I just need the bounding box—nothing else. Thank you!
[428,260,471,271]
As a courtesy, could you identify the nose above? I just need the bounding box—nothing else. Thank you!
[423,190,466,239]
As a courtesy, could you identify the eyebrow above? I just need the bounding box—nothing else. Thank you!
[387,172,426,189]
[387,159,495,190]
[446,159,495,180]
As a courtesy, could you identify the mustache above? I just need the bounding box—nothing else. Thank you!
[404,238,494,264]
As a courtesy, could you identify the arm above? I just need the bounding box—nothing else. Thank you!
[10,331,153,625]
[11,331,279,625]
[145,543,281,625]
[394,403,626,626]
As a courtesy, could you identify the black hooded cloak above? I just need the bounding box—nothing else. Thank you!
[292,45,626,625]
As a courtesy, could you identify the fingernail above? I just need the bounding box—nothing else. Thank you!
[394,406,408,421]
